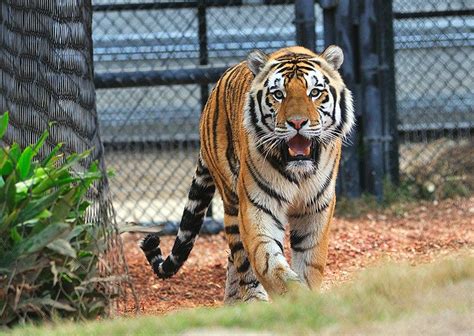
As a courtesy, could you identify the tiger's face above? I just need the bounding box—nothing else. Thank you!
[244,46,354,173]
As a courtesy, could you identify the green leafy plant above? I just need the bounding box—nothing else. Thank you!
[0,112,109,325]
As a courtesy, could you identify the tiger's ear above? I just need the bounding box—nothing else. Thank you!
[247,50,268,76]
[321,45,344,70]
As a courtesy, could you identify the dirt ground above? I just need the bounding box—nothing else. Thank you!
[118,196,474,315]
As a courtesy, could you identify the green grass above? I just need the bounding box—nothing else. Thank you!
[335,177,473,218]
[335,179,418,218]
[7,255,473,335]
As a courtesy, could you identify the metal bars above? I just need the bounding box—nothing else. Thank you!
[91,0,472,227]
[295,0,317,51]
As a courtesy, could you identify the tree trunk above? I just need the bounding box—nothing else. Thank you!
[0,0,137,313]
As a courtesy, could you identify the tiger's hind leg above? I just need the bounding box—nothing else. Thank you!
[223,207,268,303]
[223,256,241,303]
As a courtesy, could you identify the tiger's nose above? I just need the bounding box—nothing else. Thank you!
[287,117,309,130]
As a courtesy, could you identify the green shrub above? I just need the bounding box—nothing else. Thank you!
[0,112,108,325]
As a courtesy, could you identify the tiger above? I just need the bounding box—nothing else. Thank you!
[141,45,355,302]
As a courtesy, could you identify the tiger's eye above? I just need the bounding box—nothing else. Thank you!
[273,90,284,100]
[310,88,321,98]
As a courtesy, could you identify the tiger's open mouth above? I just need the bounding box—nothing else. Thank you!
[281,134,319,162]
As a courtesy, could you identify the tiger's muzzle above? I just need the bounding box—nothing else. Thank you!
[281,134,320,162]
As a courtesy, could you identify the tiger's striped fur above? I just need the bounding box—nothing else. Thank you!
[141,45,355,302]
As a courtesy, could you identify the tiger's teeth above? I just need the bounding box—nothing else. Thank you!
[288,146,311,157]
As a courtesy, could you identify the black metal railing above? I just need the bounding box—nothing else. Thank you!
[92,0,473,227]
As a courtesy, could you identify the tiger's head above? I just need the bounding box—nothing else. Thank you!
[244,46,354,173]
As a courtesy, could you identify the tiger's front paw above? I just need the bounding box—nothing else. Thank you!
[269,263,303,295]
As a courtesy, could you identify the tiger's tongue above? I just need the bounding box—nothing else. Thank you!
[287,134,312,156]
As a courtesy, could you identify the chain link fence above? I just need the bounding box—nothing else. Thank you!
[93,1,326,226]
[393,0,473,198]
[92,0,473,226]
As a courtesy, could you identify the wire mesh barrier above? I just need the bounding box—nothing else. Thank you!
[93,1,326,227]
[393,0,473,198]
[92,0,473,228]
[0,0,137,321]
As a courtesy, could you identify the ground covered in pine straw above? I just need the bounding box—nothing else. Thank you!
[118,196,473,315]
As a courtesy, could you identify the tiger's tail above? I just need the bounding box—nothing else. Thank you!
[140,155,215,279]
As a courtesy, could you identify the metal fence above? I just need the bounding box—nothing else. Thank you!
[93,0,323,225]
[393,0,473,198]
[91,0,473,226]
